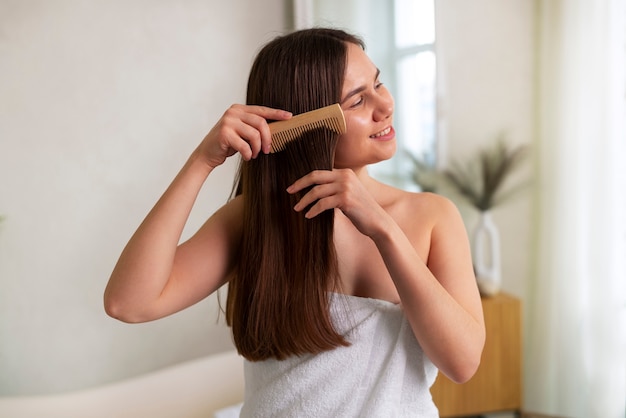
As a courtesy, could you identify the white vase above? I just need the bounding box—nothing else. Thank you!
[472,210,501,296]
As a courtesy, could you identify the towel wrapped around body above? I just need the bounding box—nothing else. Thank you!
[240,293,439,417]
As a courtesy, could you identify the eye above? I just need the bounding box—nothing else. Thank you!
[375,80,384,89]
[350,96,364,108]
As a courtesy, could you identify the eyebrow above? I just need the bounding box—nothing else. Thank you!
[340,68,381,104]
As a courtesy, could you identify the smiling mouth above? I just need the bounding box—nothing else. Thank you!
[370,127,392,138]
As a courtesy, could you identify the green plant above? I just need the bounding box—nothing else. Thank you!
[406,152,440,193]
[444,137,528,211]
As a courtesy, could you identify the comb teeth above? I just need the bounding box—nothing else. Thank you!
[270,117,345,153]
[269,104,346,153]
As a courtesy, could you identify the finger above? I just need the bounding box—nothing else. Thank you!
[234,121,264,159]
[259,119,273,155]
[287,170,333,194]
[293,182,338,212]
[243,107,292,154]
[303,195,342,219]
[225,112,275,159]
[245,105,293,121]
[228,134,253,161]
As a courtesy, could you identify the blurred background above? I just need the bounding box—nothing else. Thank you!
[1,1,624,417]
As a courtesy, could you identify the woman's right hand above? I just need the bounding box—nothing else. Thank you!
[199,104,292,168]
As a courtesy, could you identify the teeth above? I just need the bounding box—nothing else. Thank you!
[371,127,391,138]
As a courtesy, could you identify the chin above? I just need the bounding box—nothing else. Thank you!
[334,141,397,168]
[376,140,397,160]
[364,151,396,167]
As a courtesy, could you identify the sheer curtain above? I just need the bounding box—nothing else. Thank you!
[526,1,626,417]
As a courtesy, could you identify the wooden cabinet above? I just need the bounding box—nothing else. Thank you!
[430,293,522,417]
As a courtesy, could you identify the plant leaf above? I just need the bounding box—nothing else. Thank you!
[444,137,528,210]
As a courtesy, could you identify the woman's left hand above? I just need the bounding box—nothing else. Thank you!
[287,169,389,238]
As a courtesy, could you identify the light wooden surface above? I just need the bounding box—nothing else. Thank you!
[430,292,522,417]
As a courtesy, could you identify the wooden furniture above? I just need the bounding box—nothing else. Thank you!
[430,292,522,417]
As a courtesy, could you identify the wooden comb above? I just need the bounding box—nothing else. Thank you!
[269,103,346,153]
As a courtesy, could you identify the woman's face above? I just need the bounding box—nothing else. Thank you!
[334,43,396,169]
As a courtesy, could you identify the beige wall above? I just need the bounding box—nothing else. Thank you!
[0,0,287,395]
[436,0,536,300]
[0,0,536,397]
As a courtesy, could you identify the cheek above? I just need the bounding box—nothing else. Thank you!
[345,113,369,134]
[332,114,369,167]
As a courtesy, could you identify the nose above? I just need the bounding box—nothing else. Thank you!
[373,89,394,122]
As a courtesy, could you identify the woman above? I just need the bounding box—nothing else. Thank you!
[104,28,485,417]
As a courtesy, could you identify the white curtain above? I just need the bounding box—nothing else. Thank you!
[526,1,626,417]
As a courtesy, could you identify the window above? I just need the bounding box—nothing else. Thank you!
[296,0,437,189]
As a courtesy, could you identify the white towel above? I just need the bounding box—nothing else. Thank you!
[240,293,439,417]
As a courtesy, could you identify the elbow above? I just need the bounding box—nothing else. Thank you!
[104,299,131,323]
[446,355,482,384]
[103,294,145,324]
[442,333,486,384]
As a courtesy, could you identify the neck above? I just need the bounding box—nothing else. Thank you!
[351,165,370,180]
[352,166,385,197]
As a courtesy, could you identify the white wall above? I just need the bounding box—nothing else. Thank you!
[307,0,536,301]
[0,0,536,398]
[435,0,536,301]
[0,0,287,396]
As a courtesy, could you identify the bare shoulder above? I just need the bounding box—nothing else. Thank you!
[379,183,459,226]
[213,195,244,229]
[405,191,456,212]
[212,194,244,217]
[220,194,244,216]
[194,194,244,243]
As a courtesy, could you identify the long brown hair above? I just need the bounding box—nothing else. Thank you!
[225,28,364,361]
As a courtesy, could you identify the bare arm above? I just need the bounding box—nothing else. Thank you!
[289,170,485,383]
[104,105,291,323]
[371,195,485,383]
